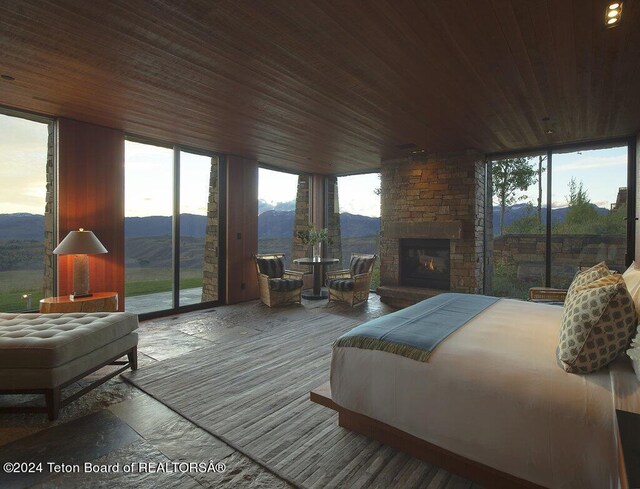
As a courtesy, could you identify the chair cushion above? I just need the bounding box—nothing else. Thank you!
[0,312,139,369]
[257,257,285,278]
[349,256,375,276]
[329,278,355,291]
[268,278,303,292]
[558,274,636,374]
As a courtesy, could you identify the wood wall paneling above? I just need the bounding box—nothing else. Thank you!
[57,118,125,310]
[226,155,258,304]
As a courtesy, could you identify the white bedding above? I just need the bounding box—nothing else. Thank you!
[330,298,640,489]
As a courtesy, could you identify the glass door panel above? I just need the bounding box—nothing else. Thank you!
[550,147,628,287]
[490,154,547,299]
[124,141,174,314]
[179,151,218,305]
[0,113,50,311]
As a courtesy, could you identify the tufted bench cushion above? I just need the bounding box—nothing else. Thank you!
[0,312,138,369]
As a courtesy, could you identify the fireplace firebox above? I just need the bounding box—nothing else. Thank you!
[399,238,450,290]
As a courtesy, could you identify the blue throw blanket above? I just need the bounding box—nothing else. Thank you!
[334,293,499,362]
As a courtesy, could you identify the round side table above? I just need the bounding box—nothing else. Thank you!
[39,292,118,313]
[293,257,340,300]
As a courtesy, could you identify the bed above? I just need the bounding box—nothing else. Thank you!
[316,295,640,489]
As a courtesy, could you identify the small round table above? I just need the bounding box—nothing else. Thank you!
[293,257,340,300]
[39,292,118,313]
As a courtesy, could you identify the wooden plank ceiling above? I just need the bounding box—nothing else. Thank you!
[0,0,639,174]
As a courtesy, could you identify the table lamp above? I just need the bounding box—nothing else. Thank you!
[53,228,108,299]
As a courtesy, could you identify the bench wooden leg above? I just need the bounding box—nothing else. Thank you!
[45,388,61,421]
[127,346,138,371]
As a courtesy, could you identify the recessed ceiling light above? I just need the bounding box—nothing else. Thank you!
[545,129,554,135]
[605,2,623,28]
[1,74,15,81]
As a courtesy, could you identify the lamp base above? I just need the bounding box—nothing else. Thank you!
[70,293,93,300]
[72,254,91,298]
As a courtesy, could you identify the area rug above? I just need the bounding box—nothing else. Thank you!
[123,313,464,488]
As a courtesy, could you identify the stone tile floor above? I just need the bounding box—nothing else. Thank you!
[0,295,391,488]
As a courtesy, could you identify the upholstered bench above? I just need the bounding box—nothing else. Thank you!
[0,312,138,420]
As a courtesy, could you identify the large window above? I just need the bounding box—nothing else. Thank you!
[336,173,381,288]
[258,167,299,267]
[0,112,52,312]
[125,140,221,315]
[550,148,627,287]
[490,144,629,298]
[124,141,174,313]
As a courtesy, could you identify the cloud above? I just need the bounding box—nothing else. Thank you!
[554,155,626,172]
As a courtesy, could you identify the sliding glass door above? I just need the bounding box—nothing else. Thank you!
[489,142,631,298]
[125,139,222,315]
[550,147,628,287]
[124,141,174,313]
[0,111,53,312]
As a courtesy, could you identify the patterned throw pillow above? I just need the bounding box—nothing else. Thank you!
[565,261,611,302]
[558,274,637,374]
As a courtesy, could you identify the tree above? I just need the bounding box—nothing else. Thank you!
[492,157,538,235]
[503,203,543,234]
[536,155,546,226]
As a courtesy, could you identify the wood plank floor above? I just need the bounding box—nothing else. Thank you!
[124,309,482,489]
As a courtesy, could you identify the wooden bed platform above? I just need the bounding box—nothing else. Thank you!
[310,382,545,489]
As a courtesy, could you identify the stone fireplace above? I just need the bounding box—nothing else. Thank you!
[377,150,490,308]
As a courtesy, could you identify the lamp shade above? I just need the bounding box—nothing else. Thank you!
[53,229,108,255]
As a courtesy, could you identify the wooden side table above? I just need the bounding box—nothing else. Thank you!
[39,292,118,313]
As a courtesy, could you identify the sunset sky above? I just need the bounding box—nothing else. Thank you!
[0,113,628,218]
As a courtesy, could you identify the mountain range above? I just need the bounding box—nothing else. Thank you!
[0,203,610,241]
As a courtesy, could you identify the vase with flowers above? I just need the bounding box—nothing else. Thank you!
[296,224,332,260]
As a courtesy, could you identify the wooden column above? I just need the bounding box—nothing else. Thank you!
[57,119,125,310]
[226,155,258,304]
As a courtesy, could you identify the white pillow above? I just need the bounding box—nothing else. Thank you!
[623,261,640,313]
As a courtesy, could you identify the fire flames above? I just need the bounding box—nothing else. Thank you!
[424,258,435,271]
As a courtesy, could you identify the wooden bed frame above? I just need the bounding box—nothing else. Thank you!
[310,381,545,489]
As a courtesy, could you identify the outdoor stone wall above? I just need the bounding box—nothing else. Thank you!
[290,175,310,272]
[325,176,342,270]
[494,234,626,282]
[43,122,55,298]
[201,156,220,302]
[379,150,487,295]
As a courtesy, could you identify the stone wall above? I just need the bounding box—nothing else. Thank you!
[325,176,342,270]
[201,155,220,302]
[43,122,55,298]
[290,175,310,272]
[494,234,626,283]
[379,151,487,295]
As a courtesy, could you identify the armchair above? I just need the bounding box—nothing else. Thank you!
[254,254,304,307]
[326,253,377,307]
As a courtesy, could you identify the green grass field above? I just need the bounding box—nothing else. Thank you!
[125,268,203,297]
[0,270,45,312]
